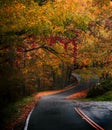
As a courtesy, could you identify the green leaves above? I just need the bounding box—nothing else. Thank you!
[0,0,112,110]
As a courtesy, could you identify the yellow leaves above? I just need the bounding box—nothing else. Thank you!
[110,1,112,7]
[14,2,26,10]
[1,2,25,14]
[0,0,91,35]
[0,2,26,33]
[22,68,28,74]
[53,26,65,34]
[53,43,64,53]
[82,58,92,66]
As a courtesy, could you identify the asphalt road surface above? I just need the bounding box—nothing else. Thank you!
[25,80,112,130]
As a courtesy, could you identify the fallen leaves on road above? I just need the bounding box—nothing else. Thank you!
[66,89,89,100]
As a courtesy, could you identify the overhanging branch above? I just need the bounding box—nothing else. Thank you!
[23,44,65,65]
[24,45,45,52]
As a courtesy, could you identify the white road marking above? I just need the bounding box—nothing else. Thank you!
[24,108,34,130]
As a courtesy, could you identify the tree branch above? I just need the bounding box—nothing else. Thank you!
[24,45,45,52]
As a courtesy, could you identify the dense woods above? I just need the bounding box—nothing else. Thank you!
[0,0,112,117]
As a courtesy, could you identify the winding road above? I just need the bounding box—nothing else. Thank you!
[24,78,112,130]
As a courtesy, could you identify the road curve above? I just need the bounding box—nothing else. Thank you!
[25,80,112,130]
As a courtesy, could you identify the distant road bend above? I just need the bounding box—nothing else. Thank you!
[24,77,112,130]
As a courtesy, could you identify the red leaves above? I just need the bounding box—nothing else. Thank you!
[47,35,77,62]
[48,36,61,46]
[15,60,20,68]
[31,42,36,49]
[48,36,77,49]
[17,47,24,52]
[48,37,56,46]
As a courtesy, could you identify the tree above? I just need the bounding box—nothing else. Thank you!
[0,0,111,106]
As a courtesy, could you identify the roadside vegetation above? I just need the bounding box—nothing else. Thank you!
[73,68,112,101]
[92,91,112,101]
[1,96,34,130]
[87,75,112,101]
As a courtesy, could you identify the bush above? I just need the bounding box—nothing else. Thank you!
[100,77,112,91]
[87,76,112,98]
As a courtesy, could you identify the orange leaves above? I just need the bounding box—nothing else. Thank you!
[82,58,90,66]
[108,55,112,64]
[0,2,26,33]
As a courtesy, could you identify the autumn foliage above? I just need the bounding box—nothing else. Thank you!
[0,0,112,112]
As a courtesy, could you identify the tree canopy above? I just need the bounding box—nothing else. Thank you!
[0,0,112,105]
